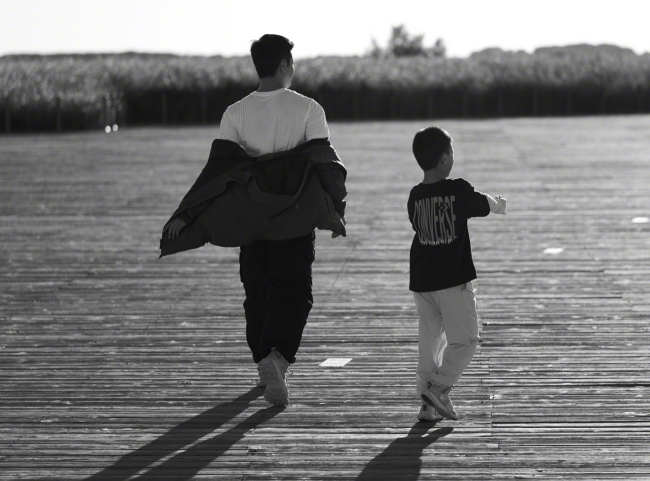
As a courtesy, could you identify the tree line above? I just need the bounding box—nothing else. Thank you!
[1,40,649,133]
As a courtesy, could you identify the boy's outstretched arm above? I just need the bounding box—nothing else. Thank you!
[462,180,507,217]
[484,193,507,214]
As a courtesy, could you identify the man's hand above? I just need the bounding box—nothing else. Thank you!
[332,215,347,239]
[163,218,187,239]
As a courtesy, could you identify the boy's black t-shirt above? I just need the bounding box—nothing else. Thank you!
[407,178,490,292]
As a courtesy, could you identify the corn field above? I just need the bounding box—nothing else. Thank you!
[1,46,649,132]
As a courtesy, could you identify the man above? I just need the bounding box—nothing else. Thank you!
[164,34,347,406]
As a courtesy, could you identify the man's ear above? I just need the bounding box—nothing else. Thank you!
[279,59,288,72]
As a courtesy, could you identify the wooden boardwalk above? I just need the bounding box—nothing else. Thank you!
[1,116,649,480]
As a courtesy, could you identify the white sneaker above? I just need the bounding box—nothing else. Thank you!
[417,404,443,422]
[422,381,459,420]
[255,363,266,388]
[258,348,290,406]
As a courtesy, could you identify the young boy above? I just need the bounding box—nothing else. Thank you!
[163,34,347,406]
[407,127,506,422]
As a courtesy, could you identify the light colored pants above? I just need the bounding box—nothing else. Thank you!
[414,281,479,395]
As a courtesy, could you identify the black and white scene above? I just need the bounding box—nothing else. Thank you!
[1,0,649,479]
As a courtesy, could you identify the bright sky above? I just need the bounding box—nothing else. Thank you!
[2,0,649,58]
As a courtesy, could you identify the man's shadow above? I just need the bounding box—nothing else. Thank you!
[85,388,282,481]
[355,422,454,480]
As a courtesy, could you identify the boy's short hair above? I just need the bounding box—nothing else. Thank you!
[250,34,294,79]
[412,127,452,171]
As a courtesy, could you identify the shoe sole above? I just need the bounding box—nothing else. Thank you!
[259,358,289,406]
[421,392,458,420]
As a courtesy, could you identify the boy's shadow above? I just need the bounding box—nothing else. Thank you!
[355,422,454,481]
[85,388,282,481]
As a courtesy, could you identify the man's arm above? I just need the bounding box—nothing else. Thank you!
[163,201,207,239]
[217,107,239,143]
[305,100,329,141]
[315,162,347,217]
[166,109,238,232]
[305,100,347,216]
[176,202,209,224]
[162,199,211,239]
[168,108,240,225]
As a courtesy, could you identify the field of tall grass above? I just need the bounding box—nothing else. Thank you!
[1,45,649,132]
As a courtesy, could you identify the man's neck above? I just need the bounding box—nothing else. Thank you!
[257,78,286,92]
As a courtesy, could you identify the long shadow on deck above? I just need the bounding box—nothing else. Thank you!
[355,423,454,480]
[85,387,283,481]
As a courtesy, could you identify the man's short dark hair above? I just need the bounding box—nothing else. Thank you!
[250,34,294,79]
[412,127,452,171]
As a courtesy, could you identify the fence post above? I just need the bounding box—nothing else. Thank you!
[498,88,505,117]
[121,101,127,128]
[390,93,399,119]
[111,91,118,127]
[638,87,644,113]
[4,95,10,133]
[600,92,607,114]
[103,94,109,130]
[200,91,207,124]
[462,91,470,118]
[55,97,62,132]
[532,88,539,116]
[353,91,361,119]
[118,91,127,128]
[161,92,167,125]
[427,90,435,118]
[566,90,573,115]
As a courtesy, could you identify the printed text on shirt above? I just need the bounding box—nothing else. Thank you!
[413,196,457,245]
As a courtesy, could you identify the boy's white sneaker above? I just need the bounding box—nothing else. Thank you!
[422,381,459,420]
[417,404,444,422]
[258,348,290,406]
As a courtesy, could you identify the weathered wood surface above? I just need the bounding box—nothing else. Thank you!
[1,116,649,480]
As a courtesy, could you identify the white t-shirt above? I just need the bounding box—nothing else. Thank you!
[217,88,330,157]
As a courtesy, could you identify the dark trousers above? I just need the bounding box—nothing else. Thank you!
[239,232,315,364]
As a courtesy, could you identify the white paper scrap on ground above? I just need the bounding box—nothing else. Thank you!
[320,358,352,367]
[543,247,564,255]
[632,217,649,223]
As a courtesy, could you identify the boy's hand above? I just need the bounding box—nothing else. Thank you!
[163,218,187,239]
[485,194,507,215]
[332,215,347,238]
[494,195,507,214]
